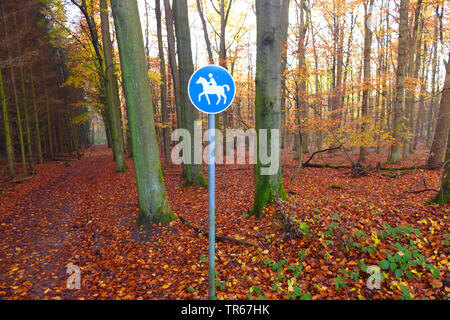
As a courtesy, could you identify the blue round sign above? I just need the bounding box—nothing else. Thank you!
[188,65,236,114]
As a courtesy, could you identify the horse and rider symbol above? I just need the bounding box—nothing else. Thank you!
[188,65,235,114]
[196,73,230,105]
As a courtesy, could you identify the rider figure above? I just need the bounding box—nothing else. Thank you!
[208,73,217,87]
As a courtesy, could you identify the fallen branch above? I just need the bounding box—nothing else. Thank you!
[303,145,343,167]
[289,163,439,171]
[177,215,261,249]
[408,188,438,194]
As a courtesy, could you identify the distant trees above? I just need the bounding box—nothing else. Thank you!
[0,0,88,179]
[70,0,127,172]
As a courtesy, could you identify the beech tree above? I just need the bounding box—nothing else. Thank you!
[110,0,174,224]
[173,0,207,187]
[100,0,127,172]
[358,0,374,162]
[388,0,409,164]
[432,51,450,204]
[251,0,287,216]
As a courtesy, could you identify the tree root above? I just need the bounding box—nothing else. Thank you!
[177,214,262,249]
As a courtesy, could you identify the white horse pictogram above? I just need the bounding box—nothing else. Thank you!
[196,76,230,105]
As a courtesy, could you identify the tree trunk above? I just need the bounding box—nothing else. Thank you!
[3,8,27,177]
[100,0,127,172]
[359,0,374,162]
[295,0,308,159]
[413,41,428,150]
[388,0,409,164]
[251,0,287,216]
[432,53,450,203]
[403,0,422,156]
[173,0,207,186]
[110,0,174,224]
[0,67,15,177]
[163,0,181,130]
[427,51,450,167]
[195,0,214,64]
[14,13,34,173]
[155,0,170,164]
[30,65,43,165]
[280,0,289,149]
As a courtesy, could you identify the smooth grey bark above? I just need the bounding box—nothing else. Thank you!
[110,0,174,224]
[388,0,409,164]
[155,0,170,164]
[251,0,287,216]
[427,51,450,167]
[432,52,450,203]
[100,0,127,172]
[173,0,207,186]
[403,0,422,156]
[359,0,374,162]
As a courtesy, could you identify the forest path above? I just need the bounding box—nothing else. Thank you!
[0,146,115,298]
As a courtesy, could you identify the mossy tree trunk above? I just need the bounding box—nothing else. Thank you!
[172,0,207,187]
[100,0,127,173]
[110,0,174,225]
[251,0,287,217]
[3,11,27,177]
[0,67,15,177]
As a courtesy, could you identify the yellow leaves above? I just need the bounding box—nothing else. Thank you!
[148,71,163,85]
[410,269,421,280]
[371,232,380,246]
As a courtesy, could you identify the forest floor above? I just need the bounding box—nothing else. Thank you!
[0,145,448,300]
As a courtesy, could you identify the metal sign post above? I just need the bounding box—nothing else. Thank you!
[208,114,215,299]
[188,65,235,299]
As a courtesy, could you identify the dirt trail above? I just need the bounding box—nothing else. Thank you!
[0,146,113,298]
